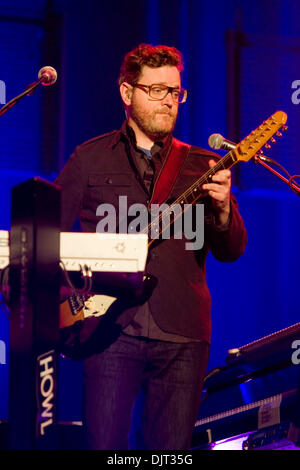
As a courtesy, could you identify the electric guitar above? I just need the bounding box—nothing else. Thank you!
[59,111,288,345]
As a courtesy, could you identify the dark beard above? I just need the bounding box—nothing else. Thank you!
[131,107,177,141]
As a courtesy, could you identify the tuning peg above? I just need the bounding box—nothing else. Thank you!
[276,131,282,137]
[282,126,288,132]
[265,143,271,149]
[270,137,276,143]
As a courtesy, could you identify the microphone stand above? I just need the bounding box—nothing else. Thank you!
[252,154,300,196]
[0,79,43,117]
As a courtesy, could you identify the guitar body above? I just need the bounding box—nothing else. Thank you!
[59,295,124,359]
[59,274,157,359]
[59,294,117,329]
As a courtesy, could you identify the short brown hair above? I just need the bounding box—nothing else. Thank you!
[118,43,184,86]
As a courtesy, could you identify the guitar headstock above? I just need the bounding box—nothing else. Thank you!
[235,111,288,162]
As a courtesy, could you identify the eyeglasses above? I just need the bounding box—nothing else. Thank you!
[131,83,188,103]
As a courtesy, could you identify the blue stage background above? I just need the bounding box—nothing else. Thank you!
[0,0,300,424]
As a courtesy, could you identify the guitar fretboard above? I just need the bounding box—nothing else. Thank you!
[141,109,287,244]
[144,149,237,243]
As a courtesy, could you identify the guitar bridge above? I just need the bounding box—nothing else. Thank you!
[68,293,86,316]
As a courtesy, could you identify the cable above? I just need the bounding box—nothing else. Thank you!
[59,261,93,295]
[254,154,300,196]
[289,175,300,196]
[0,265,10,315]
[0,295,10,320]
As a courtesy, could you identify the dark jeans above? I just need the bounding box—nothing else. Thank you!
[82,332,209,450]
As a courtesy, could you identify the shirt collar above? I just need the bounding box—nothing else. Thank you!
[113,120,172,160]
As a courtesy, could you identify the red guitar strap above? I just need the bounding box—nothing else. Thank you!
[149,138,191,206]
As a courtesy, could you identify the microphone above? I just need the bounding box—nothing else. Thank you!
[208,132,275,164]
[208,133,236,151]
[38,66,58,86]
[0,66,58,117]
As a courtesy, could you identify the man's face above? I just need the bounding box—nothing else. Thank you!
[129,65,181,141]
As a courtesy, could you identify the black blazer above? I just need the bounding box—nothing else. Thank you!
[55,123,247,344]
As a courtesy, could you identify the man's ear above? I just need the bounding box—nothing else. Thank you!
[120,82,133,106]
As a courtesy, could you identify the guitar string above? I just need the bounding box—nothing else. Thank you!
[142,150,236,241]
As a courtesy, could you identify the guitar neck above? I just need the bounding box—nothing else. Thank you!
[173,149,237,206]
[145,149,237,245]
[144,110,288,246]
